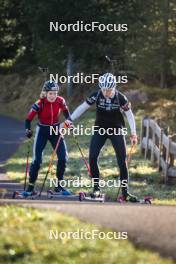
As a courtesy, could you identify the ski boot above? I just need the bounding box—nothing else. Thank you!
[25,183,37,197]
[47,186,71,198]
[91,186,102,198]
[54,186,71,195]
[117,189,139,203]
[79,186,105,202]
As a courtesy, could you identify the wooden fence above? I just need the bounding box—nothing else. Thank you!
[140,117,176,184]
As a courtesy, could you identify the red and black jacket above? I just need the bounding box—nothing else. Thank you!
[25,96,70,129]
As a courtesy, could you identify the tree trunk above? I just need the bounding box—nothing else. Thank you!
[160,0,169,88]
[66,48,74,97]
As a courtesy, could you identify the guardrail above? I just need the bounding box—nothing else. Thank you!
[140,117,176,184]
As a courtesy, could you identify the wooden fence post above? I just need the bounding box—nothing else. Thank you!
[145,119,150,159]
[165,136,171,184]
[151,122,156,163]
[158,128,163,172]
[140,117,145,155]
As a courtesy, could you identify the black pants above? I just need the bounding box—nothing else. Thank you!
[29,124,68,184]
[89,130,128,192]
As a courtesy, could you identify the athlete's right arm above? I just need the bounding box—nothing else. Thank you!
[71,101,91,121]
[71,91,97,121]
[25,100,42,130]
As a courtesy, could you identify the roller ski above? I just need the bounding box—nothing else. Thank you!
[117,191,152,205]
[12,190,38,199]
[79,187,105,203]
[47,186,71,199]
[12,182,38,199]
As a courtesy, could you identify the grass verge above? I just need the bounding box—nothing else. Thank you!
[0,205,174,264]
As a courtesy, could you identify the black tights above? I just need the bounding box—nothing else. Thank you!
[89,131,128,193]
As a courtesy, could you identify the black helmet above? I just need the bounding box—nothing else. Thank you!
[42,81,59,92]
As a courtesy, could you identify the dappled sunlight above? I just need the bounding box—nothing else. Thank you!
[68,151,86,158]
[130,165,157,175]
[101,168,118,178]
[6,157,27,165]
[7,171,23,181]
[130,180,147,187]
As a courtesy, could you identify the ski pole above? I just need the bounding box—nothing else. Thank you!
[39,134,63,196]
[127,144,135,166]
[72,135,92,178]
[24,139,31,191]
[105,55,117,75]
[117,144,136,197]
[38,67,49,81]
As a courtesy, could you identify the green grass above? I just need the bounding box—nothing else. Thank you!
[0,205,174,264]
[5,108,176,205]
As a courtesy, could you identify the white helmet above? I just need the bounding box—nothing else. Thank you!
[98,73,116,90]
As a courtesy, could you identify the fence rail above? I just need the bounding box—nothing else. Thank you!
[140,117,176,184]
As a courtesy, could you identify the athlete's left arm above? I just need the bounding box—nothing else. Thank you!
[60,98,71,120]
[124,109,136,136]
[122,103,137,145]
[119,93,136,136]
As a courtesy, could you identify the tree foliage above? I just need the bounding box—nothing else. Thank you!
[0,0,176,87]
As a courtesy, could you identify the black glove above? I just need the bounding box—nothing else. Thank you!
[64,119,74,129]
[26,129,33,138]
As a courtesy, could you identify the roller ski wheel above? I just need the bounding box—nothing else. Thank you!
[79,192,86,201]
[100,193,105,203]
[12,191,19,199]
[47,190,54,199]
[143,196,152,204]
[117,195,125,203]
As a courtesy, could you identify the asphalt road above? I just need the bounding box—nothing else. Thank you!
[0,115,25,181]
